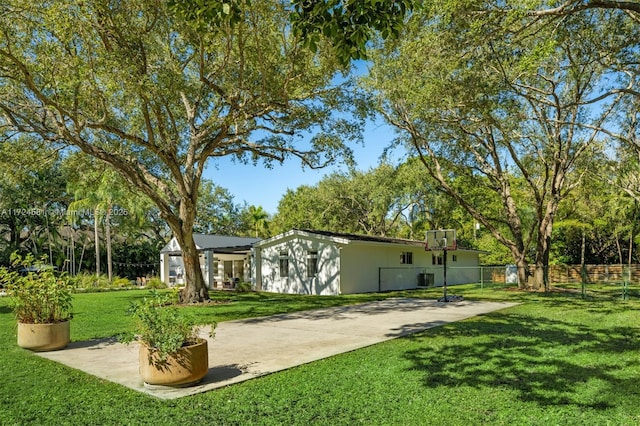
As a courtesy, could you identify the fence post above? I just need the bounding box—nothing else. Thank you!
[623,280,629,301]
[480,266,484,289]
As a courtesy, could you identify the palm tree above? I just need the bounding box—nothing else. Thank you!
[247,205,270,238]
[67,159,128,282]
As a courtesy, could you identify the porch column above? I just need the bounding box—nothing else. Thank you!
[253,247,262,291]
[160,252,170,285]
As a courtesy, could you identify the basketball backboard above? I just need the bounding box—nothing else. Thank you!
[425,229,457,251]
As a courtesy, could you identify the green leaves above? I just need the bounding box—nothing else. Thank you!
[121,290,215,364]
[290,0,417,65]
[168,0,249,30]
[1,253,73,323]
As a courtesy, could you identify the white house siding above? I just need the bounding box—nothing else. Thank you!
[425,250,482,286]
[259,235,341,295]
[254,230,484,295]
[340,243,432,293]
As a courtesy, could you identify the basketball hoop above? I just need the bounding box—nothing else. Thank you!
[425,229,457,251]
[424,229,462,303]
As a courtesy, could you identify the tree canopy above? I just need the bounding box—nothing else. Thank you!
[0,0,360,302]
[365,1,637,288]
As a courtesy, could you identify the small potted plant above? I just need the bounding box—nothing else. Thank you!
[0,253,73,351]
[121,290,215,387]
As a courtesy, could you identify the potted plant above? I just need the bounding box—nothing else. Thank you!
[121,290,215,387]
[0,253,73,351]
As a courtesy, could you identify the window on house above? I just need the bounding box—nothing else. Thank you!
[400,251,413,265]
[307,250,318,278]
[432,254,443,265]
[279,251,289,278]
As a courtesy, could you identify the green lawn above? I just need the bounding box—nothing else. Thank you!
[1,286,640,425]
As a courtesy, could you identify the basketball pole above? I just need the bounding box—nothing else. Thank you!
[442,247,448,302]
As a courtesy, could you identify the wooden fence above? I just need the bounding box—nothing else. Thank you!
[482,264,640,284]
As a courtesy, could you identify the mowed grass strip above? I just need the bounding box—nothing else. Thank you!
[1,286,640,425]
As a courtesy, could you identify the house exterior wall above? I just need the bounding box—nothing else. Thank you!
[340,243,432,293]
[258,235,341,295]
[424,250,481,286]
[253,231,484,295]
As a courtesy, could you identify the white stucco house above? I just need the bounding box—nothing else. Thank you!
[160,234,260,288]
[252,229,484,295]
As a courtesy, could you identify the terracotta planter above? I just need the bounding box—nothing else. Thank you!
[17,320,70,351]
[139,338,209,387]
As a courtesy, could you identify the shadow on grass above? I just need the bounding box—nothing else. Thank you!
[237,298,450,323]
[401,303,640,409]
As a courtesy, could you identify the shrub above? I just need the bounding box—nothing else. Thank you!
[235,281,253,293]
[120,291,215,365]
[0,253,73,324]
[112,277,132,288]
[71,273,133,290]
[145,277,167,289]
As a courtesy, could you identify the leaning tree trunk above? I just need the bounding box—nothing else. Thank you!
[160,189,209,304]
[176,232,209,303]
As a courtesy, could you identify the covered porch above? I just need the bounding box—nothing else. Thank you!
[159,234,260,289]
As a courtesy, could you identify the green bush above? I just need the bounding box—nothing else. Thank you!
[120,290,215,365]
[145,277,167,289]
[71,273,133,290]
[0,253,73,324]
[112,277,132,288]
[235,281,253,293]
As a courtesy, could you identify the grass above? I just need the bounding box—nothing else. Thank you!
[1,285,640,425]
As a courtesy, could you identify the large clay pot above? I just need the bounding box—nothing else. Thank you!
[139,338,209,387]
[17,320,70,351]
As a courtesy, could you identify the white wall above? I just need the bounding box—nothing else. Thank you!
[424,250,481,286]
[255,232,483,295]
[341,244,432,293]
[259,235,341,295]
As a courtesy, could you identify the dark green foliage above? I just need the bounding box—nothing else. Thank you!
[235,281,253,292]
[168,0,418,65]
[290,0,417,64]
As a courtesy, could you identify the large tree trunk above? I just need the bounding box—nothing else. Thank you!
[174,230,209,303]
[515,258,529,289]
[164,196,210,304]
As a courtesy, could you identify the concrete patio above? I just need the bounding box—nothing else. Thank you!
[37,298,516,399]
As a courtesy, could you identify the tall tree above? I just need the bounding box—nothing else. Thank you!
[366,5,633,289]
[244,205,270,238]
[66,155,138,281]
[0,137,68,264]
[194,180,243,235]
[272,162,465,238]
[0,0,359,302]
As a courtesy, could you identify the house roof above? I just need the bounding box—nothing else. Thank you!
[160,234,261,254]
[297,229,426,247]
[255,228,426,249]
[255,229,485,253]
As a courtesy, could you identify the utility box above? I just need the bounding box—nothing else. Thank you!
[418,273,435,287]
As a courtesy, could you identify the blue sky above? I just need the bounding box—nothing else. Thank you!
[203,118,400,215]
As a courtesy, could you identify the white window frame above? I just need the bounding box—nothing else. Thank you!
[279,251,289,278]
[400,251,413,265]
[306,250,318,278]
